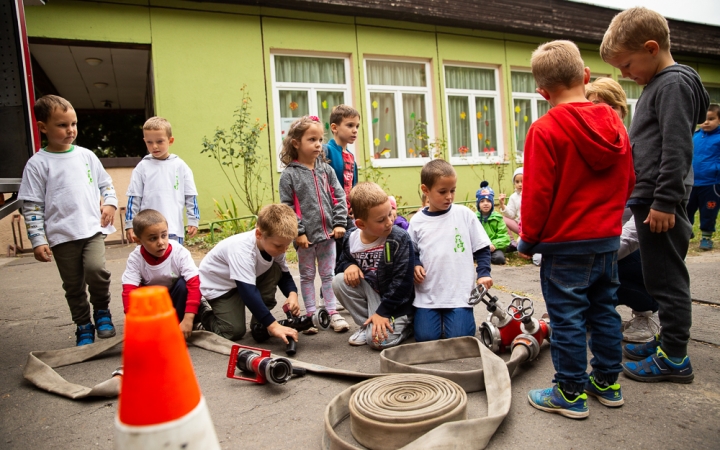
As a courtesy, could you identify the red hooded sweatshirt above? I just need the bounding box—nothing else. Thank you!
[518,102,635,255]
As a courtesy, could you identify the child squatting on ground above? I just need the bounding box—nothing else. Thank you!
[475,181,511,265]
[518,40,635,419]
[332,182,416,349]
[279,115,350,333]
[601,7,709,383]
[498,167,522,251]
[124,117,199,245]
[688,104,720,251]
[18,95,118,346]
[408,159,493,342]
[121,209,201,339]
[196,204,301,344]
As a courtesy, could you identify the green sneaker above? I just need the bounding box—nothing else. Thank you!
[584,375,624,407]
[528,385,589,419]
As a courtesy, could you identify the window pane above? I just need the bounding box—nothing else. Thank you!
[476,97,498,157]
[619,80,643,99]
[445,67,496,90]
[403,94,427,158]
[367,61,426,87]
[706,86,720,104]
[278,90,309,140]
[275,56,345,84]
[514,99,532,156]
[317,91,345,144]
[370,93,397,159]
[511,72,536,93]
[447,96,471,157]
[537,100,551,117]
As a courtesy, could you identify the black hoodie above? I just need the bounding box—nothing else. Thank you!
[628,64,709,213]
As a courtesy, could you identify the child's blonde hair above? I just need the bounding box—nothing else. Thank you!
[279,116,324,166]
[34,95,74,123]
[421,159,456,189]
[350,182,389,221]
[585,78,629,119]
[257,204,298,240]
[330,105,360,126]
[600,7,670,61]
[132,209,167,238]
[143,116,173,138]
[531,40,585,91]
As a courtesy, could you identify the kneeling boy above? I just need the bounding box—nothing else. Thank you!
[332,182,415,349]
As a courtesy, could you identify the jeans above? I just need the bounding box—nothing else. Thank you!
[617,249,659,312]
[687,184,720,233]
[414,307,476,342]
[540,252,623,391]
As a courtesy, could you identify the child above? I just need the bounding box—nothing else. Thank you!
[18,95,118,346]
[498,167,522,250]
[333,182,415,349]
[279,115,350,333]
[408,159,493,342]
[388,195,409,230]
[601,7,709,383]
[475,181,511,265]
[519,40,635,418]
[585,77,629,121]
[125,117,199,245]
[121,209,200,339]
[197,204,300,344]
[687,104,720,250]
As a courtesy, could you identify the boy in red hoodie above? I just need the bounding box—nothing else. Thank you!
[519,41,635,419]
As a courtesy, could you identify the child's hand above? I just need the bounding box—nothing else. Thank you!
[344,264,365,287]
[33,245,52,262]
[186,226,198,238]
[498,193,507,208]
[477,276,493,290]
[267,321,299,345]
[101,205,116,227]
[414,265,426,284]
[490,244,496,252]
[364,313,394,343]
[645,209,675,233]
[295,234,310,249]
[284,292,301,316]
[333,227,346,239]
[179,313,195,339]
[518,252,531,260]
[126,229,136,243]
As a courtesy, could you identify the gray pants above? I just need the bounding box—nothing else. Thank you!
[332,273,412,349]
[202,263,282,340]
[51,233,111,325]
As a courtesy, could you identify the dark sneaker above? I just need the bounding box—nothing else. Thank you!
[622,334,660,361]
[527,385,589,419]
[76,323,95,346]
[699,238,713,251]
[584,376,624,407]
[93,309,116,338]
[623,347,694,383]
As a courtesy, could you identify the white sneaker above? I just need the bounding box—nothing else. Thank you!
[622,310,661,343]
[330,314,350,333]
[532,254,542,266]
[349,327,368,346]
[302,326,319,335]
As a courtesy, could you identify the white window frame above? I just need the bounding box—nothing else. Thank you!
[270,54,353,171]
[443,64,504,165]
[364,58,435,168]
[510,70,549,162]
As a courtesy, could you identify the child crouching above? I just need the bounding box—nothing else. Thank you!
[476,181,511,265]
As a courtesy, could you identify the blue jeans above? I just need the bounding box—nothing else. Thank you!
[540,252,623,390]
[414,307,476,342]
[169,234,184,245]
[687,184,720,233]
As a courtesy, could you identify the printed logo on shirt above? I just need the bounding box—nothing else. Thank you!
[86,164,93,184]
[174,168,179,190]
[352,244,384,291]
[454,228,466,253]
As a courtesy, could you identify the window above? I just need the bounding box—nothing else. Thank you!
[365,60,434,167]
[705,85,720,104]
[444,66,503,163]
[271,55,352,164]
[511,71,550,160]
[619,79,642,128]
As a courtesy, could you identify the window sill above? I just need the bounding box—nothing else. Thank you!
[449,156,508,166]
[370,157,431,168]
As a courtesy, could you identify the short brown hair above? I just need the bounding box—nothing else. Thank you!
[708,104,720,115]
[531,40,585,91]
[133,209,167,238]
[585,77,629,119]
[34,95,74,123]
[350,182,389,220]
[257,204,298,240]
[143,116,173,138]
[329,104,360,126]
[421,159,456,189]
[279,116,326,166]
[600,7,670,61]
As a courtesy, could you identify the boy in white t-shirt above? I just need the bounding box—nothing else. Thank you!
[408,159,493,342]
[125,117,199,244]
[332,182,415,349]
[18,95,118,346]
[197,204,300,344]
[121,209,201,339]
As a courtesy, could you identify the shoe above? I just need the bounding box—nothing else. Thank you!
[527,385,589,419]
[93,309,116,339]
[532,254,542,266]
[302,326,319,335]
[622,347,694,383]
[584,376,624,407]
[369,323,414,350]
[330,314,350,332]
[76,323,96,346]
[699,238,713,251]
[622,311,661,343]
[507,243,518,253]
[349,326,368,346]
[622,334,660,360]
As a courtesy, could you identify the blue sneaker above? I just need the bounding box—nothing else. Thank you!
[527,385,589,419]
[76,323,95,346]
[93,309,116,339]
[699,238,713,251]
[623,347,694,383]
[584,376,624,407]
[622,334,660,361]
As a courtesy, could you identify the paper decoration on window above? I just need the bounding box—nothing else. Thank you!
[372,100,379,109]
[478,133,483,140]
[485,121,489,127]
[484,105,488,111]
[410,112,416,120]
[381,148,391,158]
[485,139,491,146]
[385,107,389,114]
[325,122,330,130]
[408,148,415,156]
[458,146,469,155]
[374,138,380,146]
[477,112,482,119]
[523,115,528,123]
[385,134,391,142]
[322,100,328,109]
[515,105,521,113]
[515,120,519,127]
[460,112,467,120]
[373,118,379,124]
[484,147,491,153]
[374,152,381,159]
[289,101,299,111]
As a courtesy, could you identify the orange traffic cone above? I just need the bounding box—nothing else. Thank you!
[115,286,220,449]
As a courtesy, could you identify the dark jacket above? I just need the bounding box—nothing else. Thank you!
[323,139,358,191]
[336,226,415,319]
[628,64,709,212]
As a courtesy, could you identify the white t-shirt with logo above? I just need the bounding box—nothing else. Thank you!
[348,231,386,292]
[122,243,199,288]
